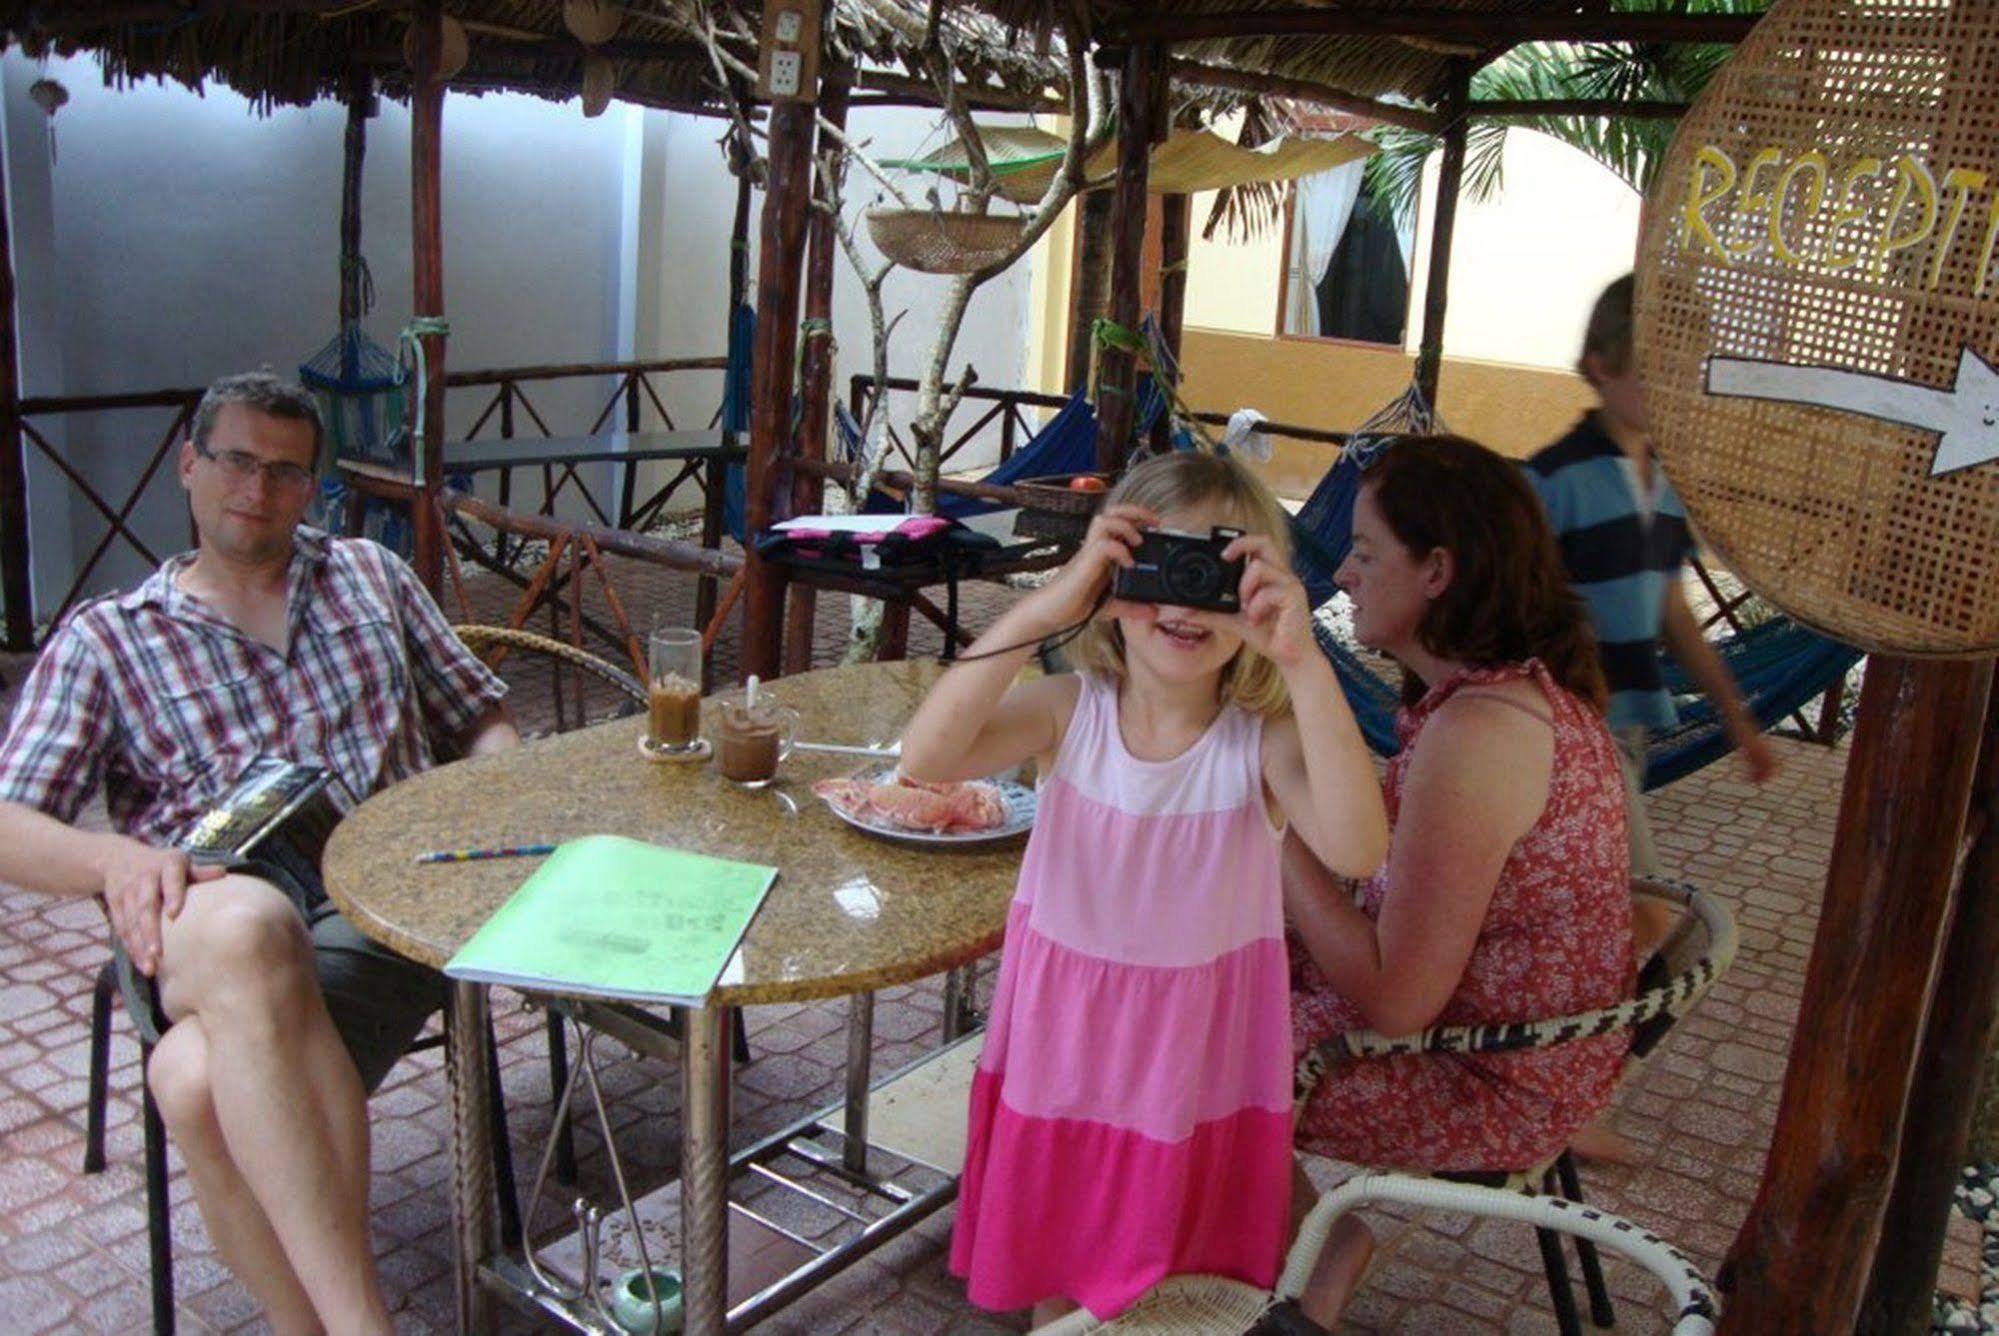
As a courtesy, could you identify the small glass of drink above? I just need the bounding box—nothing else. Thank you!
[715,695,799,788]
[646,627,704,754]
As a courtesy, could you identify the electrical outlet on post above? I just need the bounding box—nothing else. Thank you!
[756,1,821,103]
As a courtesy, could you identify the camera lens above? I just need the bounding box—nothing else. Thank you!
[1162,547,1224,604]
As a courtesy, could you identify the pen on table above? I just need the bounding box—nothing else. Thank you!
[414,843,557,865]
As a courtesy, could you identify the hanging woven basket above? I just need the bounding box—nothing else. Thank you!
[864,208,1029,275]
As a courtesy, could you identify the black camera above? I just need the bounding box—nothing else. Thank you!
[1113,526,1245,612]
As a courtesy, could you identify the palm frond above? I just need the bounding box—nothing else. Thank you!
[1202,100,1289,242]
[1359,22,1744,214]
[1360,125,1436,230]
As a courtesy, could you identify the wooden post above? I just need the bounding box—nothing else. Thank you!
[410,1,448,593]
[740,8,825,682]
[1066,189,1114,394]
[0,122,31,651]
[1093,42,1164,474]
[697,154,754,652]
[1858,675,1999,1333]
[1414,60,1469,408]
[1719,656,1996,1333]
[339,70,371,333]
[781,73,849,677]
[1147,192,1191,455]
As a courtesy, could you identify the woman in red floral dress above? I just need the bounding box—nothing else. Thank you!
[1284,436,1633,1324]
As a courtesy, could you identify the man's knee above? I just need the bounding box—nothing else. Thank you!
[193,876,310,965]
[162,876,313,1015]
[146,1024,215,1136]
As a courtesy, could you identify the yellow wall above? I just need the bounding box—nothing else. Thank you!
[1026,200,1076,396]
[1023,130,1628,498]
[1180,330,1598,496]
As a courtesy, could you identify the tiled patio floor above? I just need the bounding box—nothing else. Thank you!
[0,545,1970,1333]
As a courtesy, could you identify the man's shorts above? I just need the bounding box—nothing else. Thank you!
[113,842,446,1093]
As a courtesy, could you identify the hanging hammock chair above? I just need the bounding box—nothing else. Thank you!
[298,324,409,473]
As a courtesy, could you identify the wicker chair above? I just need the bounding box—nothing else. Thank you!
[1035,1173,1720,1336]
[1039,877,1737,1336]
[452,622,650,733]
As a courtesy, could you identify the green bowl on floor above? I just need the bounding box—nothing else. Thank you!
[609,1267,683,1334]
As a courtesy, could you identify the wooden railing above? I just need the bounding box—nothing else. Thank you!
[847,373,1349,473]
[451,355,728,441]
[3,356,728,647]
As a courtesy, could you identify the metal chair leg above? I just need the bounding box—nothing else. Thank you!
[1536,1221,1583,1336]
[1555,1151,1617,1328]
[486,1026,523,1251]
[544,1011,579,1185]
[84,959,116,1174]
[1536,1165,1582,1336]
[140,1043,174,1336]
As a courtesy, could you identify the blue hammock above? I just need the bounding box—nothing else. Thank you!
[720,302,754,541]
[1292,439,1863,790]
[835,387,1100,518]
[728,307,1106,534]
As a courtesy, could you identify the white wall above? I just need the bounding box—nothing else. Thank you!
[5,52,630,612]
[635,105,1039,486]
[1181,127,1643,370]
[1404,129,1643,369]
[2,56,1043,620]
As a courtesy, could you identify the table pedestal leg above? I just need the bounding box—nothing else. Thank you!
[842,992,875,1174]
[448,981,497,1335]
[682,1004,734,1336]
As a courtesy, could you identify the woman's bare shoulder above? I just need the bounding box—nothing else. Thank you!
[1444,674,1555,727]
[1407,684,1556,812]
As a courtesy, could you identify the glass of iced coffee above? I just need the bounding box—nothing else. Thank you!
[646,627,704,755]
[715,695,799,788]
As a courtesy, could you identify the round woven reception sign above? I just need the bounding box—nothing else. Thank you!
[1638,0,1999,655]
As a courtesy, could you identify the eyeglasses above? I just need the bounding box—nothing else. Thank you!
[194,441,316,494]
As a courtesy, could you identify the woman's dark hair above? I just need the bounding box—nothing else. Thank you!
[1361,434,1608,712]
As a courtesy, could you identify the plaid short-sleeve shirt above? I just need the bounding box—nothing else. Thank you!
[0,527,507,846]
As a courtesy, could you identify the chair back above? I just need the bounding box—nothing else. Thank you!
[453,624,646,738]
[1300,878,1739,1090]
[1628,878,1739,1060]
[1283,1175,1720,1336]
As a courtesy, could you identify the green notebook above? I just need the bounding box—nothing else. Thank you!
[443,835,778,1006]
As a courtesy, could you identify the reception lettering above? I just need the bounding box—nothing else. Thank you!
[1681,143,1999,292]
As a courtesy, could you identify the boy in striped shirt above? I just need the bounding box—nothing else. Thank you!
[1526,275,1778,879]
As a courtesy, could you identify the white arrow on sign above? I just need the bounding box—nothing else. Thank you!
[1703,345,1999,477]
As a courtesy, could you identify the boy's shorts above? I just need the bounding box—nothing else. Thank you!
[1612,725,1662,881]
[113,841,446,1093]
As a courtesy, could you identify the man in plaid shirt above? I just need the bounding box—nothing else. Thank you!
[0,372,517,1334]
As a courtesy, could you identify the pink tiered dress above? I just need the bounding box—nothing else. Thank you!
[949,672,1293,1319]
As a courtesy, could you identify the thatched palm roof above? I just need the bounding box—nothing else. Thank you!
[974,0,1766,108]
[0,1,1073,116]
[2,1,1761,121]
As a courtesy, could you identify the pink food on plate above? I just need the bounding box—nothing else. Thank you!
[812,772,1008,834]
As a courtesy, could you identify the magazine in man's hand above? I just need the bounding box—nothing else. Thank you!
[175,757,342,867]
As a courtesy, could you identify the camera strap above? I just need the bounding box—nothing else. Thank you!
[940,587,1110,666]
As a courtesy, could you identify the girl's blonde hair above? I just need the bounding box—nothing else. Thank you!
[1069,451,1296,718]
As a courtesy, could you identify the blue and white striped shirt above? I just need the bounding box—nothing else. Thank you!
[1525,415,1693,732]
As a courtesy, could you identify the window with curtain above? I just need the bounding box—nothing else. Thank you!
[1280,166,1414,346]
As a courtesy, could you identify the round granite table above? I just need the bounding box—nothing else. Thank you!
[322,658,1024,1335]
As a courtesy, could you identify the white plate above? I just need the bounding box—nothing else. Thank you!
[817,766,1036,847]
